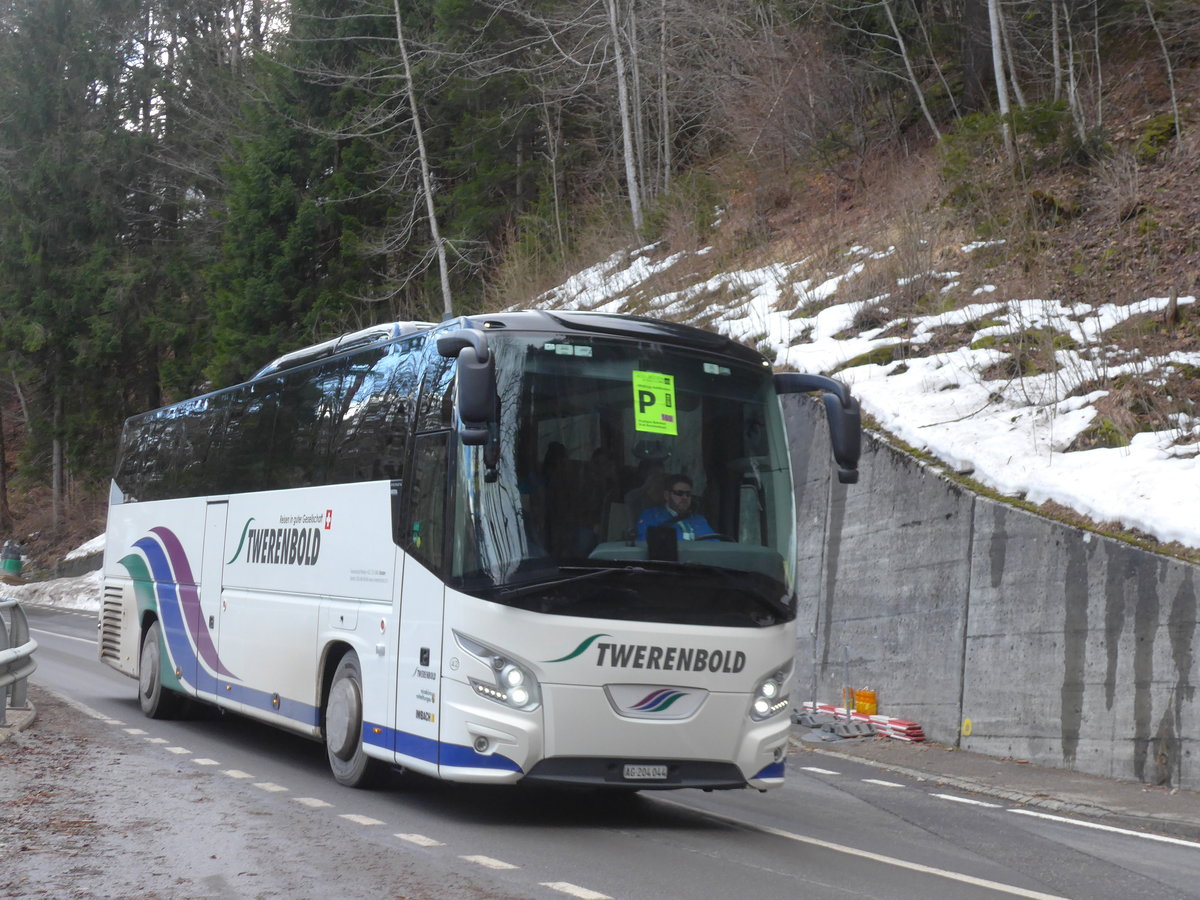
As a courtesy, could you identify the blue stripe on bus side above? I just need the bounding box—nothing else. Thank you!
[133,537,201,689]
[365,722,522,773]
[752,762,785,780]
[222,681,321,727]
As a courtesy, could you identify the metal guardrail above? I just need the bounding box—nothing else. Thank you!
[0,597,37,727]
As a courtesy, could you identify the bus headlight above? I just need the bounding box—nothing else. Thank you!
[750,663,792,722]
[454,631,542,712]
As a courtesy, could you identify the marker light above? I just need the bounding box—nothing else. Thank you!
[454,631,542,712]
[750,663,793,722]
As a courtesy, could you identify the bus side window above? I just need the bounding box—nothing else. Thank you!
[219,380,280,493]
[402,431,449,576]
[328,345,413,484]
[416,354,455,433]
[175,396,227,497]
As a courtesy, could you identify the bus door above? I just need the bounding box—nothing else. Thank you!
[197,500,229,700]
[393,431,450,774]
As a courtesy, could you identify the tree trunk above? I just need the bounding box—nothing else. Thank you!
[1063,3,1087,143]
[392,0,454,320]
[1145,0,1182,142]
[0,399,10,532]
[882,0,941,139]
[1051,1,1062,103]
[988,0,1014,162]
[605,0,644,232]
[998,0,1027,109]
[959,0,992,112]
[52,393,63,532]
[658,0,671,194]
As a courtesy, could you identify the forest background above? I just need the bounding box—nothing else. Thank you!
[0,0,1196,570]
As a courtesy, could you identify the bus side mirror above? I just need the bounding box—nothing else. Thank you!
[437,330,495,446]
[774,372,861,485]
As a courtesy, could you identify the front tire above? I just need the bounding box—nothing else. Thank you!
[139,620,183,719]
[324,653,381,788]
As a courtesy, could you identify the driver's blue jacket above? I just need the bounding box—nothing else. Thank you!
[636,505,715,542]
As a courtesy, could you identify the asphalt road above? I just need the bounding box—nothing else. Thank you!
[6,603,1200,900]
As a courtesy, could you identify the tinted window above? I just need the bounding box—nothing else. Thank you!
[416,352,454,433]
[329,343,420,483]
[403,431,450,575]
[114,337,426,500]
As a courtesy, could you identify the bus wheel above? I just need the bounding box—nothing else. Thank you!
[139,621,182,719]
[325,653,379,788]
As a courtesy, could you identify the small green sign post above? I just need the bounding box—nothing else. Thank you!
[632,371,677,435]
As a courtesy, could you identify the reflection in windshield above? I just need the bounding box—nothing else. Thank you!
[452,334,796,627]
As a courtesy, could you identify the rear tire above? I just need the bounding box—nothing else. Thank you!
[324,653,381,788]
[139,621,183,719]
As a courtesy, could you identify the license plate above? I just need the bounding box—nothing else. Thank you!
[623,764,668,780]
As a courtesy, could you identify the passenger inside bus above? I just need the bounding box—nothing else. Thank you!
[622,458,666,536]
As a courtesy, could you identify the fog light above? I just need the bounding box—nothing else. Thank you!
[474,736,489,753]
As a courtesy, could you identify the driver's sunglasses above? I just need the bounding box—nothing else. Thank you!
[670,489,692,497]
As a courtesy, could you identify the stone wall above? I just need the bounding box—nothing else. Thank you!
[783,394,1200,789]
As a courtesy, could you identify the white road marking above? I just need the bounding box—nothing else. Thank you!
[294,797,333,809]
[1010,809,1200,848]
[395,833,445,847]
[192,758,220,766]
[540,883,613,899]
[932,793,1003,808]
[340,814,384,826]
[165,746,191,755]
[30,626,94,646]
[123,728,148,735]
[254,782,288,793]
[51,694,107,721]
[145,738,168,744]
[460,855,518,870]
[654,797,1069,900]
[862,778,906,788]
[223,769,254,779]
[800,766,840,776]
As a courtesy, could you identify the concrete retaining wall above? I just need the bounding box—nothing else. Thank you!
[783,394,1200,790]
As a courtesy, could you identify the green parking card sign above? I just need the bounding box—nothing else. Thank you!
[632,371,677,435]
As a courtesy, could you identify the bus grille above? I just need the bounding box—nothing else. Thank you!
[99,585,125,663]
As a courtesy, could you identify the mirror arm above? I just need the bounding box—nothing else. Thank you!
[774,372,861,484]
[437,329,491,364]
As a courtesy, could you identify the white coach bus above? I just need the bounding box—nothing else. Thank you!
[99,310,859,790]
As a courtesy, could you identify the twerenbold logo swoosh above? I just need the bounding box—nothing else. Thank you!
[226,517,256,564]
[543,632,611,663]
[631,689,688,713]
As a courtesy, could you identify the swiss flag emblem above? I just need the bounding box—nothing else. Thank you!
[324,509,333,530]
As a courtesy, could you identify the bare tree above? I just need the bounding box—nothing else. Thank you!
[881,0,941,138]
[391,0,454,318]
[604,0,644,230]
[1144,0,1182,142]
[988,0,1014,161]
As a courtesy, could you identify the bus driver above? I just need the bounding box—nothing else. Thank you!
[636,474,715,542]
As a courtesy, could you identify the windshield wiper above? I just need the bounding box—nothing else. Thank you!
[495,565,667,600]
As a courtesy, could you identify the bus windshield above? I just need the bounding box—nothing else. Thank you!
[449,333,796,627]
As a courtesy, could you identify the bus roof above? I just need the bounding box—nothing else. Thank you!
[256,310,764,381]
